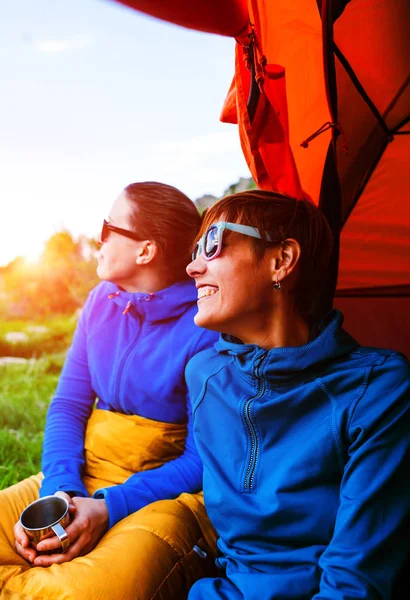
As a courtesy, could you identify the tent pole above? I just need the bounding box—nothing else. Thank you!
[316,0,343,318]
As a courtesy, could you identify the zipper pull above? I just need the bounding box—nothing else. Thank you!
[255,352,267,376]
[108,291,121,299]
[123,300,132,315]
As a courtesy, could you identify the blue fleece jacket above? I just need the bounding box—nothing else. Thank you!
[187,310,410,600]
[40,279,217,529]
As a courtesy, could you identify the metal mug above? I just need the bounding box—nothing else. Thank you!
[20,495,70,553]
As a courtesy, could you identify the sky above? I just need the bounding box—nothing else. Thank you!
[0,0,250,266]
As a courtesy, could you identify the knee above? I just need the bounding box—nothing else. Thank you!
[125,497,211,558]
[104,498,218,599]
[148,538,220,600]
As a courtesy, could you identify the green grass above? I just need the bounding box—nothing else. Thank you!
[0,314,77,358]
[0,353,65,489]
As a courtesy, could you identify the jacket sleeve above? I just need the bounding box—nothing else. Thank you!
[313,354,410,599]
[40,297,96,498]
[93,328,218,529]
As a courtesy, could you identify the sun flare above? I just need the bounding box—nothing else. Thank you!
[23,251,42,266]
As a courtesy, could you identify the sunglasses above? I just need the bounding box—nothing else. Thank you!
[192,221,273,261]
[100,219,142,244]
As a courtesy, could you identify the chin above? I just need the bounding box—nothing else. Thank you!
[96,265,108,281]
[194,309,224,333]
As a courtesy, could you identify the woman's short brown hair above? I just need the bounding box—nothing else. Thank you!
[197,190,333,323]
[125,181,201,282]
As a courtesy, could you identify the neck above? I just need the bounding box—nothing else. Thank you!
[114,267,180,294]
[232,298,310,350]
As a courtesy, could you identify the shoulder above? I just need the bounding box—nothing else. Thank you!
[186,343,231,395]
[320,341,409,390]
[360,348,410,395]
[87,281,117,304]
[77,282,118,330]
[316,342,409,426]
[346,349,410,433]
[185,320,219,357]
[170,293,219,353]
[348,344,408,367]
[80,281,116,311]
[346,346,410,392]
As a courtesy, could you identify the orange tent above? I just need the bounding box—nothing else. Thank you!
[116,0,410,357]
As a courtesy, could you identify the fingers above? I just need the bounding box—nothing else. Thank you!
[15,540,37,563]
[14,521,37,562]
[34,534,69,553]
[54,491,76,512]
[33,544,77,567]
[14,521,29,548]
[33,528,93,566]
[14,536,37,563]
[34,524,91,567]
[34,511,84,554]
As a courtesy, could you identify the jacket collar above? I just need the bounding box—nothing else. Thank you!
[215,310,359,381]
[105,279,197,323]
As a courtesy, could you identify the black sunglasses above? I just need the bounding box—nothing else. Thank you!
[100,219,142,243]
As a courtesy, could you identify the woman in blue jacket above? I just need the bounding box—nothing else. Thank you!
[186,190,410,600]
[0,182,218,599]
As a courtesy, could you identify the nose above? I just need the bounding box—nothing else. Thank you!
[186,255,207,279]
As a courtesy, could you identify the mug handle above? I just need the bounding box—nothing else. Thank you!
[51,522,70,553]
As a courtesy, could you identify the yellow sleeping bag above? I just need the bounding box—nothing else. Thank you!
[0,409,218,599]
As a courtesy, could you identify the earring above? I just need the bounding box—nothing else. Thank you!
[273,277,281,290]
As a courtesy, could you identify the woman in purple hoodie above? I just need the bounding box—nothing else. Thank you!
[0,182,218,599]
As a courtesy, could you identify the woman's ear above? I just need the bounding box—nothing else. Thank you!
[135,240,158,265]
[272,238,301,286]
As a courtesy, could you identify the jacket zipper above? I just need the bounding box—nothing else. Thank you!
[114,314,144,403]
[244,352,267,491]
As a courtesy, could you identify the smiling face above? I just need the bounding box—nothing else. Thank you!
[187,226,276,339]
[97,191,145,289]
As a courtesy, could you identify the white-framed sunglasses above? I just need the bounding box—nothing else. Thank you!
[192,221,273,262]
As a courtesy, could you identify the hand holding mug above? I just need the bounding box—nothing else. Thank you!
[14,492,75,563]
[31,496,109,567]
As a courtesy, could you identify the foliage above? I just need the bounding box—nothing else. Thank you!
[0,354,64,488]
[0,230,99,320]
[222,176,255,196]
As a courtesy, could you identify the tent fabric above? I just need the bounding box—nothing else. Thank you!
[114,0,410,357]
[220,40,306,199]
[338,132,410,291]
[220,1,332,202]
[334,1,410,225]
[331,1,410,357]
[334,295,410,359]
[114,0,249,38]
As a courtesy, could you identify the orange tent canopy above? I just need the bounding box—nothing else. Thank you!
[115,0,410,357]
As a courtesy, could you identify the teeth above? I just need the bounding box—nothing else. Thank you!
[198,288,217,299]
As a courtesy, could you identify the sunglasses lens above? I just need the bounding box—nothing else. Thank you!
[192,243,200,261]
[205,226,219,259]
